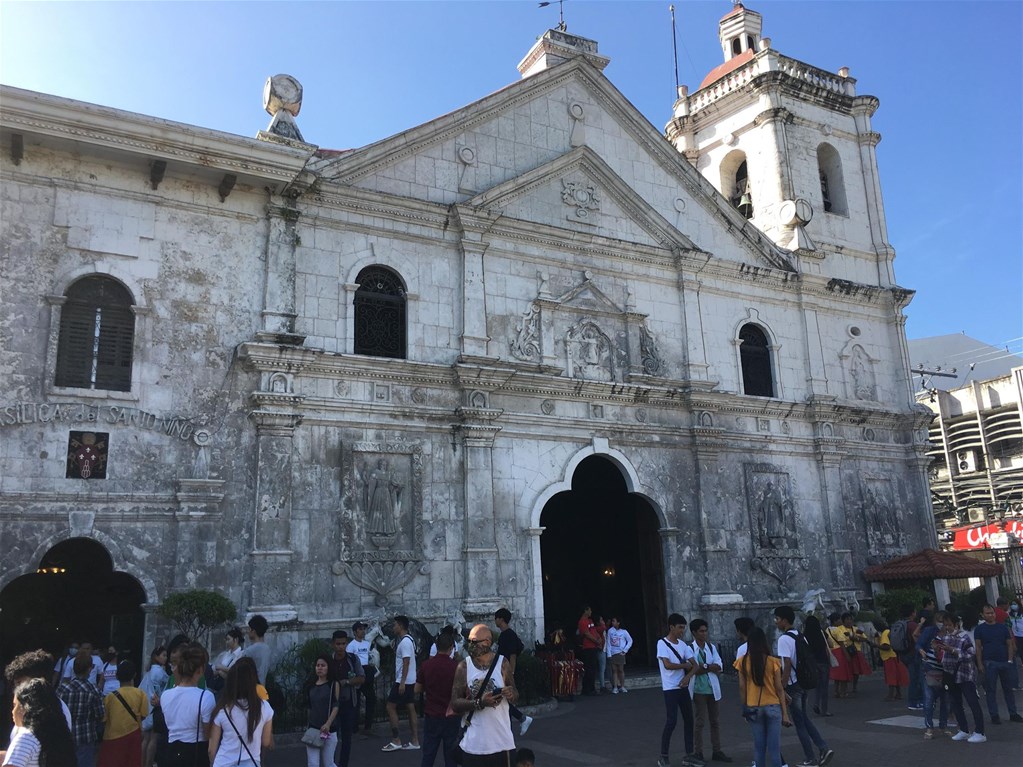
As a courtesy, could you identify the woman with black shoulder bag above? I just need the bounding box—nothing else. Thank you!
[157,643,215,767]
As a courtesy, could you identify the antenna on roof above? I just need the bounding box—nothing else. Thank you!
[670,4,680,94]
[538,0,566,32]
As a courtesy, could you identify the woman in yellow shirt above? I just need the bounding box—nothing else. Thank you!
[734,628,791,767]
[877,622,909,701]
[98,661,149,767]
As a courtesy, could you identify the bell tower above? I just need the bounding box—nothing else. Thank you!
[665,2,895,286]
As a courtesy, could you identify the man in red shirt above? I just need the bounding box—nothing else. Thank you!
[577,606,602,696]
[416,631,460,766]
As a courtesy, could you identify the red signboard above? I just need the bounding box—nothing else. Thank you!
[953,520,1023,550]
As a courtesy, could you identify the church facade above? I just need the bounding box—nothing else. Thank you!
[0,5,934,660]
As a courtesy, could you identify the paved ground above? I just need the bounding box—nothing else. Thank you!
[264,671,1022,766]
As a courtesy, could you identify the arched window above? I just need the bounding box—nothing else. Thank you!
[354,266,406,359]
[55,276,135,391]
[746,34,755,51]
[731,38,742,56]
[816,143,847,215]
[739,324,774,397]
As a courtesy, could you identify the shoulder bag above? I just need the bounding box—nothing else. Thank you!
[223,703,261,766]
[301,682,335,748]
[111,690,143,732]
[447,652,502,766]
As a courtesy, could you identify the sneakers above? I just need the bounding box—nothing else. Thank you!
[908,704,924,710]
[657,757,670,767]
[682,755,705,767]
[967,732,987,743]
[381,742,403,752]
[520,715,533,735]
[951,730,970,741]
[710,752,733,763]
[402,743,421,750]
[612,687,619,694]
[797,760,818,766]
[620,686,629,693]
[923,728,934,739]
[818,748,835,766]
[1010,713,1023,723]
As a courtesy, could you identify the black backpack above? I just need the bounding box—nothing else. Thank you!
[786,630,819,691]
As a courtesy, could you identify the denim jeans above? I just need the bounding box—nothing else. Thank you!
[421,715,461,767]
[982,660,1019,717]
[922,682,948,729]
[905,653,923,707]
[813,661,831,715]
[785,683,827,762]
[306,732,337,767]
[74,744,97,767]
[748,703,783,767]
[332,705,357,767]
[661,688,695,758]
[948,680,984,735]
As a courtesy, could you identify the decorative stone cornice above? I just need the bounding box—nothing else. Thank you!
[248,410,303,434]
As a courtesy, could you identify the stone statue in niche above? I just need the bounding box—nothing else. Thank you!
[848,345,877,400]
[362,458,404,549]
[745,465,800,553]
[567,322,613,381]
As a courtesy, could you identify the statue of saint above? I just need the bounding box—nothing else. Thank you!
[365,458,402,547]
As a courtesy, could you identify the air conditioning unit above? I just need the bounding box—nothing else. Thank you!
[967,507,986,523]
[957,450,978,474]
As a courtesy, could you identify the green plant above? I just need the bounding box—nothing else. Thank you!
[157,589,236,642]
[873,587,934,624]
[268,637,332,732]
[514,650,548,704]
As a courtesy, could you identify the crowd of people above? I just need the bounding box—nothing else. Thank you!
[650,596,1022,767]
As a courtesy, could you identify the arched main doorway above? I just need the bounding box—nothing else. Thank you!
[539,455,666,666]
[0,538,147,674]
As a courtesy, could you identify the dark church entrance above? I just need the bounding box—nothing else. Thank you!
[0,538,146,678]
[539,455,666,667]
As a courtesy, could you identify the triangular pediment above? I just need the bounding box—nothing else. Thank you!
[311,56,795,272]
[555,275,624,314]
[465,146,697,251]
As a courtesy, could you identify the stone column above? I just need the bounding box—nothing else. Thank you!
[248,407,302,620]
[813,435,847,588]
[454,402,503,616]
[257,198,304,344]
[525,526,546,645]
[752,106,793,205]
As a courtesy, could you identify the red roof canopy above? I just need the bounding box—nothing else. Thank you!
[863,548,1003,581]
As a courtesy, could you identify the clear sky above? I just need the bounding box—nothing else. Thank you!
[2,0,1020,354]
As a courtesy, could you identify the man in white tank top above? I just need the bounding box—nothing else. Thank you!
[449,624,518,766]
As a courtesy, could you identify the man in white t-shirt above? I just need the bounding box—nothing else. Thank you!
[734,617,754,661]
[656,613,700,767]
[382,614,420,752]
[774,606,834,767]
[349,621,378,734]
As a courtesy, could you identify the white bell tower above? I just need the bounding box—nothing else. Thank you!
[665,2,895,287]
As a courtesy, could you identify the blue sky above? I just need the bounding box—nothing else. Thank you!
[2,0,1020,353]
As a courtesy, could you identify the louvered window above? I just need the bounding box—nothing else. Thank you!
[354,266,406,359]
[739,324,774,397]
[55,276,135,391]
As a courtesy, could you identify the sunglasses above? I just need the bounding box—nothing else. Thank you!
[467,639,492,646]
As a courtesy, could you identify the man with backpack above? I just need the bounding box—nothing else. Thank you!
[774,606,834,767]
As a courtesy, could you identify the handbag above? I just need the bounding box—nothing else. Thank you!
[302,682,336,748]
[740,657,764,723]
[448,651,502,765]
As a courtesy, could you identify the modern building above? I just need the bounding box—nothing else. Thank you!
[0,4,934,667]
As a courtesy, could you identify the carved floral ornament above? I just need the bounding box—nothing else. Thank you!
[561,177,601,224]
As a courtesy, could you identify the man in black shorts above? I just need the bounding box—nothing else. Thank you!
[382,615,421,752]
[495,608,533,735]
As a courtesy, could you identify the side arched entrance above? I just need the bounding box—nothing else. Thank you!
[0,538,147,673]
[539,455,666,666]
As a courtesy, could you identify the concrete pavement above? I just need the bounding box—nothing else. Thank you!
[263,671,1022,766]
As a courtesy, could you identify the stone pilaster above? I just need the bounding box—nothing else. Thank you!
[172,478,226,591]
[752,106,794,205]
[452,206,499,363]
[677,269,711,383]
[812,433,847,588]
[453,403,503,615]
[257,199,304,344]
[248,406,302,619]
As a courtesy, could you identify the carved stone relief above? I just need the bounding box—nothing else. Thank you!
[566,321,615,381]
[744,464,808,589]
[841,342,877,401]
[510,303,541,362]
[561,177,601,225]
[861,476,904,553]
[640,324,663,375]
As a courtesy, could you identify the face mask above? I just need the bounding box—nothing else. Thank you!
[1012,604,1019,611]
[935,622,944,630]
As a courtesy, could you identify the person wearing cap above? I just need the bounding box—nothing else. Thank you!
[348,621,377,735]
